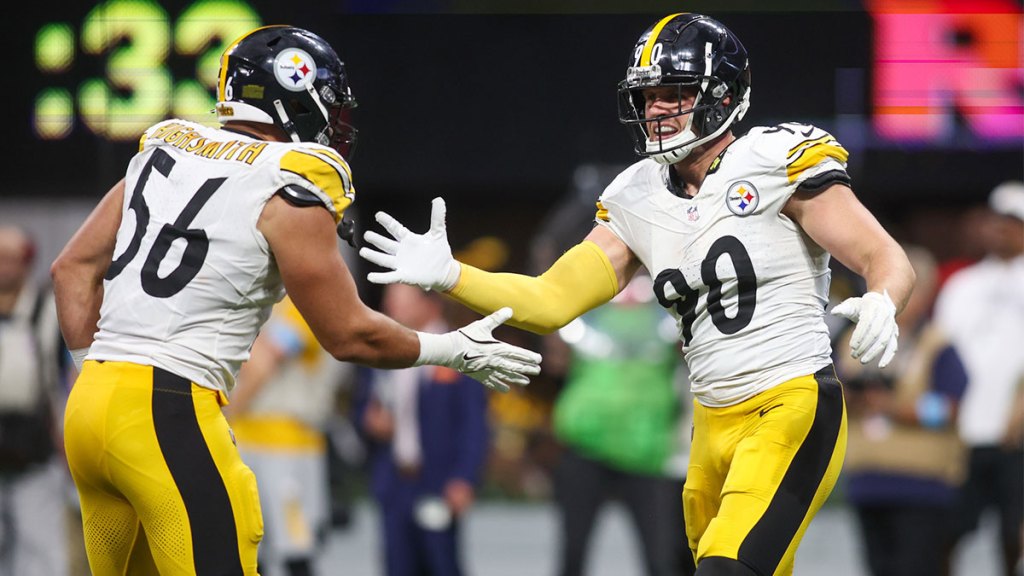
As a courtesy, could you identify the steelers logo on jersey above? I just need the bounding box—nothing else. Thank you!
[274,48,318,92]
[726,180,759,217]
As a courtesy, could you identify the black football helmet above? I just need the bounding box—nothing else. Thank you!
[216,26,358,157]
[618,13,751,164]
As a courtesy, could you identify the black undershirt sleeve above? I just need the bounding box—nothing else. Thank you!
[276,184,324,208]
[275,185,358,246]
[796,169,852,196]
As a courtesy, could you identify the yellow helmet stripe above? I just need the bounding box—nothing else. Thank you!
[640,13,685,66]
[217,25,286,101]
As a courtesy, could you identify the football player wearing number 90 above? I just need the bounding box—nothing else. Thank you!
[359,13,915,576]
[51,25,541,576]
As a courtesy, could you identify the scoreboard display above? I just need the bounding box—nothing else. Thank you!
[10,2,1023,202]
[33,0,261,142]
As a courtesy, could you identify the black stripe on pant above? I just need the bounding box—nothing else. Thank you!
[736,365,844,575]
[152,367,244,576]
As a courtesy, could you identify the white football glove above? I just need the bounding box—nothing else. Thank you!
[831,290,899,368]
[416,307,542,393]
[360,197,461,291]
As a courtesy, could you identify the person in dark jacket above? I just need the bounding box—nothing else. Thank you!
[354,284,489,576]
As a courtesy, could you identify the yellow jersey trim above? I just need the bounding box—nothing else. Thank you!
[280,149,354,220]
[787,134,834,159]
[786,142,849,183]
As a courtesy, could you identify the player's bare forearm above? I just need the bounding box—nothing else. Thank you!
[856,240,915,313]
[785,184,915,312]
[259,195,421,368]
[329,306,424,368]
[53,280,104,351]
[51,181,124,350]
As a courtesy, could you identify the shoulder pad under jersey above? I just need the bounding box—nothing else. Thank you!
[747,123,849,185]
[278,145,356,223]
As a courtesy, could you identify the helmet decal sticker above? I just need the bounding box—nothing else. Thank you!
[274,48,318,92]
[241,85,265,99]
[726,181,759,216]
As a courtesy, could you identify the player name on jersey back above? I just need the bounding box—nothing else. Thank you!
[146,122,269,165]
[89,119,354,396]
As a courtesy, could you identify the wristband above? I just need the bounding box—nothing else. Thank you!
[70,348,90,373]
[415,331,453,367]
[436,261,462,292]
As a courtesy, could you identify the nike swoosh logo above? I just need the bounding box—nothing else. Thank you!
[800,126,814,137]
[759,404,784,417]
[462,353,484,363]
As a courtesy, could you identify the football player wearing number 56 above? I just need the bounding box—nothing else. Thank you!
[51,26,540,576]
[360,14,914,576]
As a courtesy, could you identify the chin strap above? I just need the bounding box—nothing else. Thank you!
[649,42,714,164]
[648,85,751,165]
[305,84,330,125]
[272,99,302,143]
[271,86,333,145]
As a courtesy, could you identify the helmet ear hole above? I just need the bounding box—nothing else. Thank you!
[288,98,311,116]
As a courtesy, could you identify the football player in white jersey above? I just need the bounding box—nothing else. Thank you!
[51,26,540,576]
[359,13,915,576]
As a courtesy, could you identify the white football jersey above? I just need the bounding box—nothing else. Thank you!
[88,119,355,396]
[597,123,849,407]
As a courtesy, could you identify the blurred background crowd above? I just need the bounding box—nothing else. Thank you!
[1,1,1022,575]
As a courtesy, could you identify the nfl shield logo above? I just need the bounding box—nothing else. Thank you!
[687,206,699,221]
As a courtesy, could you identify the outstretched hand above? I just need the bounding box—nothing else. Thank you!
[360,197,461,292]
[417,307,542,393]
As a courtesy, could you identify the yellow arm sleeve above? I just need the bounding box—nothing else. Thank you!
[448,240,619,334]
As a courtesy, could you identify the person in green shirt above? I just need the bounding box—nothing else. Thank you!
[550,272,695,576]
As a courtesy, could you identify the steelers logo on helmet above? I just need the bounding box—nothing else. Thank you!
[726,181,759,216]
[274,48,318,92]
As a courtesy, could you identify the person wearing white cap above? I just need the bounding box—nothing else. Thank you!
[934,181,1024,576]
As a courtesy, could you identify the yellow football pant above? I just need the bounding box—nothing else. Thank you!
[64,361,263,576]
[684,366,847,576]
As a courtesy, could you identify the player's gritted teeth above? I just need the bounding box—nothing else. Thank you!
[649,122,679,141]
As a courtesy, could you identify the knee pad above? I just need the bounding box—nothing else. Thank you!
[695,556,759,576]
